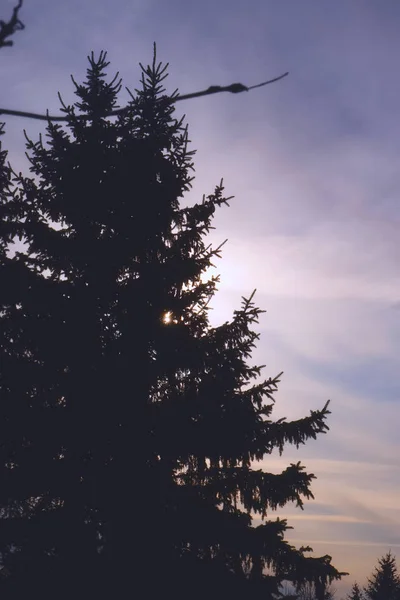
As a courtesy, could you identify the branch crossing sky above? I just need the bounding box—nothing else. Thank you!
[2,0,400,594]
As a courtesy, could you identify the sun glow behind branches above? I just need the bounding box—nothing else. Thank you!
[163,311,173,324]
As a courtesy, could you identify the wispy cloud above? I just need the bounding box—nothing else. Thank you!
[3,0,400,593]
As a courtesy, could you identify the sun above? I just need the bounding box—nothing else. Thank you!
[163,311,172,324]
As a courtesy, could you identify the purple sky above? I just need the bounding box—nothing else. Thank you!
[2,0,400,594]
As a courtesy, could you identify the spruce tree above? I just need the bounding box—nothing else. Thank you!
[0,49,345,599]
[364,553,400,600]
[347,582,364,600]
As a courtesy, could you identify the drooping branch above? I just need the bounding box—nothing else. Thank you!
[0,0,24,49]
[0,72,289,122]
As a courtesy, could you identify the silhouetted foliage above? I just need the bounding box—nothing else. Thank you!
[280,580,337,600]
[347,582,364,600]
[0,0,24,49]
[293,580,336,600]
[0,49,345,599]
[364,553,400,600]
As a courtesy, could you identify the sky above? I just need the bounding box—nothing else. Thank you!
[2,0,400,595]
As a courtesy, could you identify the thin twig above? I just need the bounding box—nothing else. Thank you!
[0,72,289,122]
[0,0,24,49]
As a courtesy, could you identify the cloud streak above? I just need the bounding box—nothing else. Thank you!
[2,0,400,593]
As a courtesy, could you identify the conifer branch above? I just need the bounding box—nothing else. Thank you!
[0,72,289,122]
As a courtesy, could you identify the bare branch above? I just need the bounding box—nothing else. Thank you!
[0,0,24,49]
[0,71,289,122]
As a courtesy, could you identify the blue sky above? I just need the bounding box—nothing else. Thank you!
[2,0,400,594]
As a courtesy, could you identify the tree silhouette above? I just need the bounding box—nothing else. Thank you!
[0,49,345,599]
[347,582,364,600]
[364,553,400,600]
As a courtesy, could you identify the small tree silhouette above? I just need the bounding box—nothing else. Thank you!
[347,582,364,600]
[364,553,400,600]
